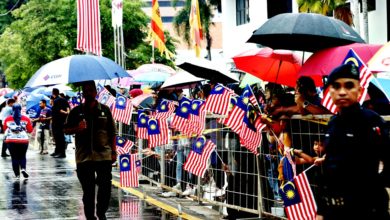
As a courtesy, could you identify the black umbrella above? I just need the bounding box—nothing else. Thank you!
[176,58,239,84]
[247,13,365,52]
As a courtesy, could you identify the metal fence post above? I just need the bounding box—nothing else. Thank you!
[160,146,165,186]
[256,155,263,218]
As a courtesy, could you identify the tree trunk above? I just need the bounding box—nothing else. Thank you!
[350,0,360,34]
[206,32,212,60]
[362,0,369,42]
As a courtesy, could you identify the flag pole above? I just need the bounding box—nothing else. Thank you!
[152,39,155,64]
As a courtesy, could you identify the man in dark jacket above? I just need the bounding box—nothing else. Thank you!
[64,81,116,220]
[316,63,390,220]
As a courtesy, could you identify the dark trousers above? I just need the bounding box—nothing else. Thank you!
[76,160,112,220]
[8,143,28,177]
[1,141,8,155]
[52,125,65,155]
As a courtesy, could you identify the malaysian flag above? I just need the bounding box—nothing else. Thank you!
[242,84,259,107]
[221,96,248,134]
[120,154,141,187]
[239,115,266,155]
[147,118,169,148]
[217,95,238,124]
[283,148,296,182]
[171,97,191,134]
[321,87,337,114]
[188,99,206,135]
[183,136,216,177]
[137,110,149,139]
[116,136,134,155]
[155,99,176,120]
[112,95,133,125]
[69,94,82,109]
[120,199,141,219]
[279,172,317,220]
[77,0,102,56]
[204,84,232,116]
[97,88,115,108]
[342,49,373,104]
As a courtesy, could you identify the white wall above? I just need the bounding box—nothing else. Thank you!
[221,0,269,59]
[367,0,388,44]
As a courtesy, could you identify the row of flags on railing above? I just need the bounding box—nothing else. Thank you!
[77,0,203,58]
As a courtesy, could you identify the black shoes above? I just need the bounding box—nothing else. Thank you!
[53,154,66,158]
[21,169,29,179]
[50,152,58,156]
[1,153,10,157]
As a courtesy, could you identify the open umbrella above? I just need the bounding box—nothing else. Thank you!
[299,43,382,84]
[247,13,365,52]
[368,41,390,72]
[160,70,205,90]
[176,58,239,84]
[131,63,176,84]
[25,55,129,88]
[0,88,14,96]
[233,47,309,87]
[111,70,143,88]
[26,93,51,118]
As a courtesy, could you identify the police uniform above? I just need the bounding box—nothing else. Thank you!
[317,64,390,219]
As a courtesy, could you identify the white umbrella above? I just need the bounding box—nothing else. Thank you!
[160,70,205,90]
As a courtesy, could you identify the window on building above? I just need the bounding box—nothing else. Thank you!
[267,0,292,19]
[359,0,376,12]
[236,0,249,26]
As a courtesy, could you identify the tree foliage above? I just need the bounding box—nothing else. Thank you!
[0,0,28,34]
[172,0,220,60]
[0,0,177,89]
[297,0,346,15]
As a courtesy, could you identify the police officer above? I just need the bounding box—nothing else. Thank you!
[316,63,390,220]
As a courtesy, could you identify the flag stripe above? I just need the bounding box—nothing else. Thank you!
[183,140,216,177]
[77,0,102,56]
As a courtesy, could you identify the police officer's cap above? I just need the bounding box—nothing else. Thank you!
[326,63,360,87]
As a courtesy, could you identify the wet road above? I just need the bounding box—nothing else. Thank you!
[0,144,171,220]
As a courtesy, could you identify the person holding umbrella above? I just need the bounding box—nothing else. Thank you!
[316,64,390,220]
[64,80,116,220]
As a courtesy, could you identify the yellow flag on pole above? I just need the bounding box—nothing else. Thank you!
[190,0,203,57]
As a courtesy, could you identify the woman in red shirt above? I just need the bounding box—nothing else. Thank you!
[3,104,33,179]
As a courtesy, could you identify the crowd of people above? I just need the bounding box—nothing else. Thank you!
[0,62,390,219]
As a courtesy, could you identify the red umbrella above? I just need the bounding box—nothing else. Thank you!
[299,43,382,85]
[233,47,312,87]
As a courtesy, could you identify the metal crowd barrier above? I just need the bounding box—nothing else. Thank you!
[114,113,389,219]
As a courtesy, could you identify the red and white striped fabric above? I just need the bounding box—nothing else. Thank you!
[221,97,247,134]
[285,172,317,220]
[239,118,266,155]
[116,136,134,155]
[112,96,133,125]
[183,138,216,177]
[155,99,176,120]
[204,84,232,116]
[120,200,140,219]
[188,100,206,136]
[147,118,169,148]
[119,154,140,187]
[284,148,297,178]
[77,0,102,56]
[97,89,116,108]
[321,87,337,114]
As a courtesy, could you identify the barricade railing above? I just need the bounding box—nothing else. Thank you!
[114,113,389,219]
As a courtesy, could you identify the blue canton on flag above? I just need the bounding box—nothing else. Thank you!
[116,95,127,109]
[279,181,301,207]
[192,135,206,154]
[120,154,131,172]
[147,118,161,135]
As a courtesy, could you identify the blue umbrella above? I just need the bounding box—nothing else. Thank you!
[371,77,390,101]
[25,55,129,88]
[26,94,51,118]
